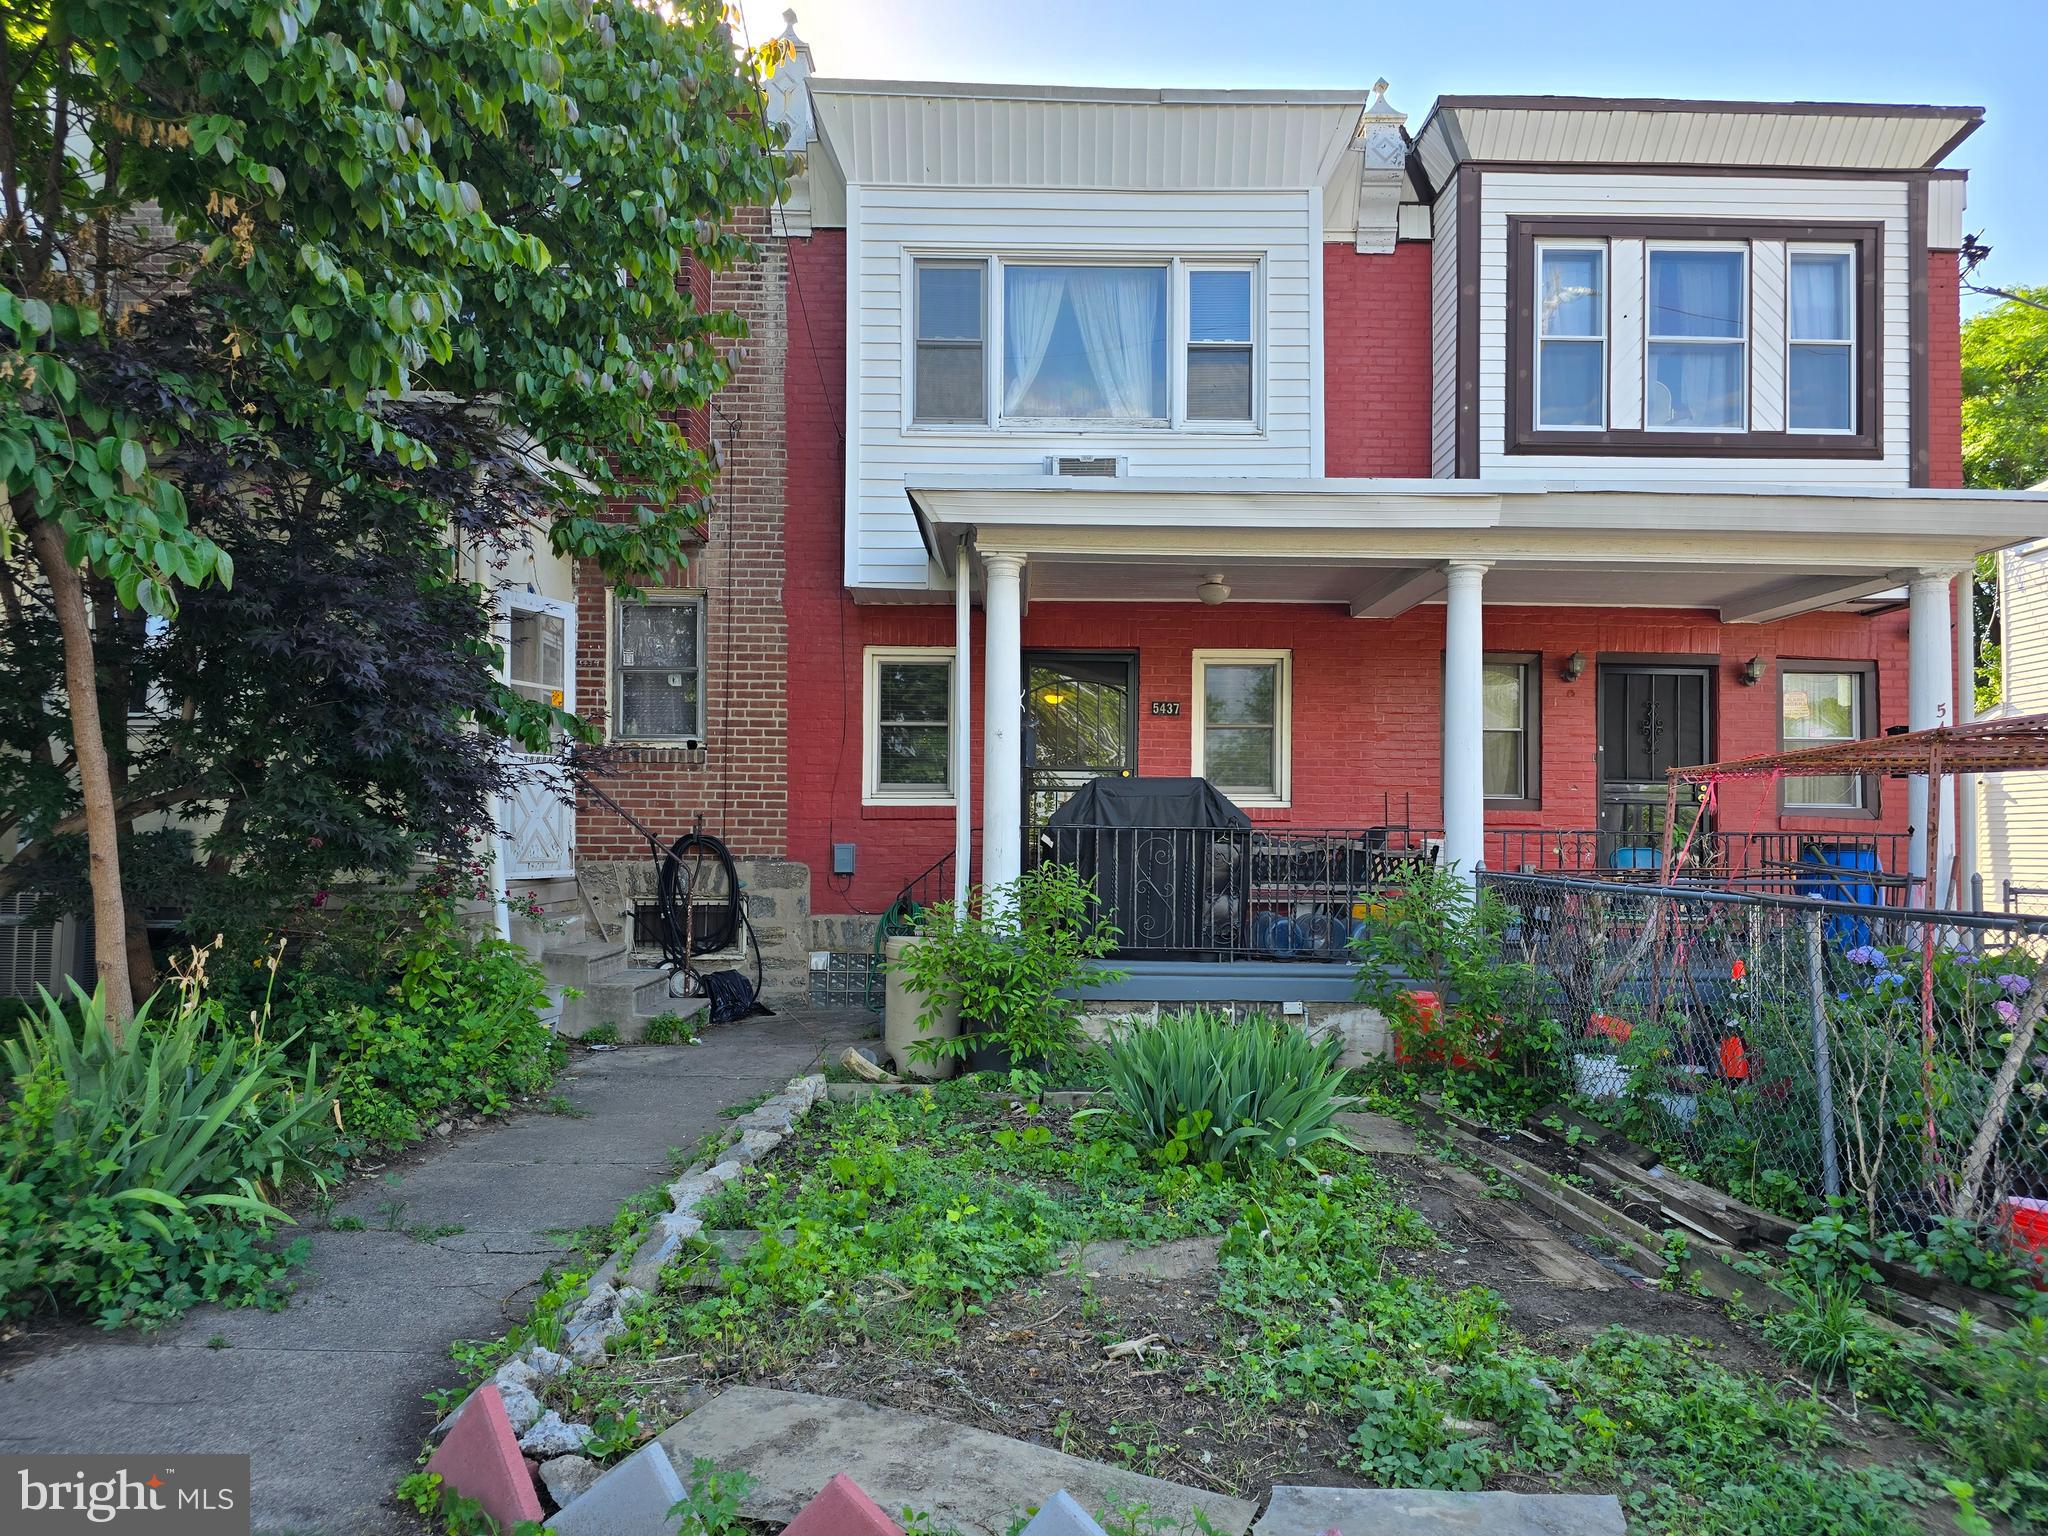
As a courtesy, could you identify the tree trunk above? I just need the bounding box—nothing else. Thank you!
[22,515,136,1034]
[122,862,157,1004]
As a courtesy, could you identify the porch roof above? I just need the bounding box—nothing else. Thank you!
[906,476,2048,623]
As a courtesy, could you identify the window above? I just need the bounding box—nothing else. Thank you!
[1646,246,1746,431]
[1781,666,1869,811]
[614,597,702,742]
[1789,248,1855,433]
[1482,655,1540,806]
[913,261,986,424]
[1536,245,1605,428]
[507,601,571,744]
[1003,263,1167,421]
[1185,267,1254,422]
[1192,650,1290,806]
[865,648,955,803]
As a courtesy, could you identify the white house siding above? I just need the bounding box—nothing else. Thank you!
[1980,541,2048,913]
[846,186,1321,590]
[1429,182,1459,476]
[1472,171,1912,483]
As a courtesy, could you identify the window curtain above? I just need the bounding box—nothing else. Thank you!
[1002,267,1066,414]
[1789,258,1847,339]
[1067,268,1160,419]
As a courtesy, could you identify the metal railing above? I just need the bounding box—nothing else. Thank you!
[1482,869,2048,1251]
[1036,823,1441,963]
[1487,827,1914,903]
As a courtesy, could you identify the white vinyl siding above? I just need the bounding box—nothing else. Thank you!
[847,186,1318,590]
[1979,543,2048,910]
[1430,182,1460,476]
[1471,171,1911,483]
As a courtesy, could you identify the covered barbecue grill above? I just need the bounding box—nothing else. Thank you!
[1041,777,1252,957]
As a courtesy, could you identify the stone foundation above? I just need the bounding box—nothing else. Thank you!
[1072,1000,1390,1067]
[576,857,814,1008]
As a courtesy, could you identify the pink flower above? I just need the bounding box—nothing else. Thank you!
[1996,999,2020,1025]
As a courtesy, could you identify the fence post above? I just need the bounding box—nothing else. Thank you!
[1804,908,1842,1201]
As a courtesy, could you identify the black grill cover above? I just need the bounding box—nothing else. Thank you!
[1041,778,1252,956]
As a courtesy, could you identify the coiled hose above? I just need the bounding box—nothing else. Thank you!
[654,832,767,1023]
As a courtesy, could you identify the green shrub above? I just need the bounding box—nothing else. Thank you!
[892,863,1123,1072]
[1087,1010,1358,1171]
[305,899,562,1147]
[0,983,337,1327]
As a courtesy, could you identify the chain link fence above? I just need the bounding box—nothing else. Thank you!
[1482,871,2048,1262]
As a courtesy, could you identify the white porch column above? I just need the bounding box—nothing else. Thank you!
[1441,560,1490,884]
[1955,568,1979,908]
[1908,568,1959,902]
[953,540,974,908]
[981,552,1026,908]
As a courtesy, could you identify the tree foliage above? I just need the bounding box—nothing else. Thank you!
[1962,285,2048,492]
[2,0,789,1003]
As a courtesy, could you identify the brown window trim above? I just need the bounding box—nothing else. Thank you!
[1506,216,1884,460]
[1777,658,1881,821]
[1484,651,1542,811]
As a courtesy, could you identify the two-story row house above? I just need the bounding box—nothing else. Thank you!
[514,20,2048,1025]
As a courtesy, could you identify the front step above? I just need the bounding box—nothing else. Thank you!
[557,966,709,1041]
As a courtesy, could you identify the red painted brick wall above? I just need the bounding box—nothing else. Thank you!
[1323,242,1433,477]
[1928,251,1964,489]
[573,208,791,863]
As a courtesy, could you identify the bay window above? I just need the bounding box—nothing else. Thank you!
[1646,246,1747,431]
[1789,248,1856,432]
[1536,245,1605,428]
[910,255,1260,431]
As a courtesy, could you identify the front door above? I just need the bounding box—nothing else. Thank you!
[1023,651,1138,835]
[499,592,578,880]
[1597,664,1712,847]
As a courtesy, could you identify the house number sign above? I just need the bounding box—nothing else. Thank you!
[1149,700,1182,716]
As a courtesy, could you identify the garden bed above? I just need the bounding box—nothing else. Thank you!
[536,1079,2041,1535]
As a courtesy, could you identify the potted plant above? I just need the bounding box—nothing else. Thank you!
[888,863,1123,1079]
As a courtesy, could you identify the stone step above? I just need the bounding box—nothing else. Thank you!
[1252,1487,1625,1536]
[558,969,708,1040]
[657,1387,1257,1536]
[540,935,632,990]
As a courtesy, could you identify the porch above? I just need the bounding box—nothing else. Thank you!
[904,475,2048,986]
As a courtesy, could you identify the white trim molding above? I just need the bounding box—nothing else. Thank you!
[1190,648,1294,808]
[862,645,959,807]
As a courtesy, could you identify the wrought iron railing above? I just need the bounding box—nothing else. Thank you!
[1035,823,1442,963]
[1487,827,1914,904]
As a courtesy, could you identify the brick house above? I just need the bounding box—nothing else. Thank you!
[535,20,2048,1029]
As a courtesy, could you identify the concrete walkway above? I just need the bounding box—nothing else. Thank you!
[0,1010,858,1535]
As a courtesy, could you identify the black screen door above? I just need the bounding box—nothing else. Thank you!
[1597,664,1712,838]
[1023,651,1137,834]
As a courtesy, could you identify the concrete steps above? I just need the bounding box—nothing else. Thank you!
[562,968,708,1041]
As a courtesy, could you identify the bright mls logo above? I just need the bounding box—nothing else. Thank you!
[4,1455,250,1535]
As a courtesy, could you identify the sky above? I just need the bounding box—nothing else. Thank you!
[736,0,2043,312]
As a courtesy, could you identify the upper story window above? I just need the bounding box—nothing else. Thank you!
[911,257,1257,431]
[1646,246,1747,431]
[1509,218,1881,460]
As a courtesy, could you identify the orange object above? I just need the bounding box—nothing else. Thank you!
[1391,990,1441,1065]
[1587,1013,1633,1044]
[1731,959,1746,982]
[2002,1199,2048,1290]
[1719,1034,1751,1081]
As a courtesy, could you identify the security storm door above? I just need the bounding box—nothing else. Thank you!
[1023,652,1138,834]
[499,592,577,881]
[1596,663,1712,839]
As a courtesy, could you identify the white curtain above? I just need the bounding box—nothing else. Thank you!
[1790,256,1847,341]
[1067,268,1160,419]
[1002,268,1065,414]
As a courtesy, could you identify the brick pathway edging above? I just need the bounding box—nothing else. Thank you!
[435,1072,830,1459]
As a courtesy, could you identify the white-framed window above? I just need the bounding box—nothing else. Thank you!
[1191,650,1290,807]
[913,261,987,425]
[1646,244,1748,431]
[1482,657,1538,804]
[1184,265,1256,423]
[1535,243,1605,429]
[504,591,575,743]
[864,646,955,805]
[1788,246,1856,433]
[613,595,703,742]
[909,254,1261,432]
[1781,667,1868,811]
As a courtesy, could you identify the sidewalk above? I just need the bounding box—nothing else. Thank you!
[1,1011,859,1535]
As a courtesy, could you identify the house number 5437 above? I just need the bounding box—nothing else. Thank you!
[1149,700,1181,716]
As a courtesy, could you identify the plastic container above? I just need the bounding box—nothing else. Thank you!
[881,936,959,1081]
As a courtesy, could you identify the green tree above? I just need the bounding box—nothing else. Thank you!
[1959,284,2048,709]
[3,0,786,1028]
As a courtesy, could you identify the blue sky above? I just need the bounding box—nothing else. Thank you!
[740,0,2042,312]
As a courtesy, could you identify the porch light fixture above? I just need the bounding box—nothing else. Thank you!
[1196,574,1231,606]
[1738,656,1766,687]
[1560,651,1587,682]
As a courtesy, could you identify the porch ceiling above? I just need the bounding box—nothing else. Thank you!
[906,477,2048,623]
